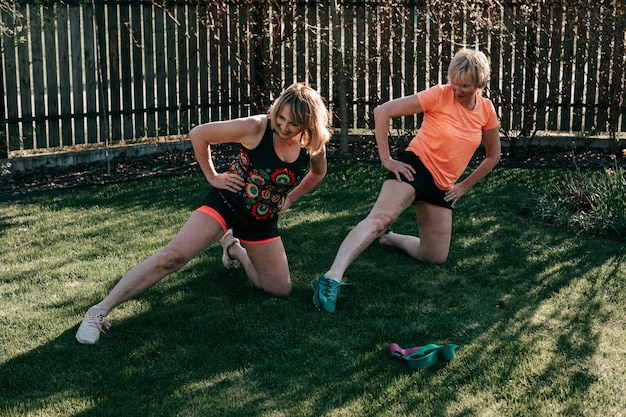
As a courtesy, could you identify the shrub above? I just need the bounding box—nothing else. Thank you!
[533,149,626,238]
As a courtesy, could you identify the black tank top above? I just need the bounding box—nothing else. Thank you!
[221,122,310,221]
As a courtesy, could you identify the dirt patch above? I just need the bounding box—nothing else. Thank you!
[0,140,621,200]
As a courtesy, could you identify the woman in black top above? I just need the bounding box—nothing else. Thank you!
[76,83,330,344]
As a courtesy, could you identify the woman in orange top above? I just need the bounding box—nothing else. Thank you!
[313,48,501,313]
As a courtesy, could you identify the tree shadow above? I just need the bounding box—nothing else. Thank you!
[1,166,624,416]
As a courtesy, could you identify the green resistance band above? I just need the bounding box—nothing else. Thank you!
[389,343,459,370]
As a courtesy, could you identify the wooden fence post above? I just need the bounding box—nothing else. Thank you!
[92,0,110,174]
[249,4,270,114]
[331,0,349,155]
[0,30,5,159]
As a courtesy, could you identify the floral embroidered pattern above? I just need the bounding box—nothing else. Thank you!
[228,147,303,220]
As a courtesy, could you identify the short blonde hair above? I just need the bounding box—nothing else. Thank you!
[448,48,491,90]
[268,83,330,156]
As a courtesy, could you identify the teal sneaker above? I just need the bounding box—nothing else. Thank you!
[312,275,348,313]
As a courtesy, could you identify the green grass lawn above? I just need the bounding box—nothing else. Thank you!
[1,162,624,417]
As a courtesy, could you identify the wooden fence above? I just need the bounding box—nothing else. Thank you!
[1,0,625,158]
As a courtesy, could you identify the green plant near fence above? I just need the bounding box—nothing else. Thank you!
[530,149,626,238]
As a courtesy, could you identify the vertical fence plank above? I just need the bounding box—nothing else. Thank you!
[415,3,427,128]
[296,1,306,85]
[3,9,20,151]
[465,0,478,49]
[560,9,575,132]
[307,5,318,89]
[238,4,250,116]
[548,5,563,131]
[131,3,145,137]
[344,3,354,129]
[596,6,613,132]
[404,6,415,131]
[187,4,199,127]
[534,3,549,131]
[228,3,240,119]
[487,4,500,123]
[154,6,167,134]
[319,4,330,110]
[284,2,295,87]
[440,1,453,74]
[0,15,5,157]
[330,0,346,143]
[43,6,61,147]
[379,5,390,107]
[209,2,221,119]
[197,2,209,124]
[166,5,178,134]
[250,4,270,114]
[614,11,626,133]
[522,9,537,136]
[177,4,189,133]
[571,5,587,132]
[220,3,230,119]
[428,6,441,87]
[367,2,377,111]
[270,3,282,100]
[354,2,366,128]
[144,4,157,137]
[119,3,134,140]
[500,5,514,132]
[83,5,98,144]
[17,7,33,150]
[70,5,85,145]
[108,3,122,142]
[31,6,47,149]
[95,2,109,145]
[584,7,600,132]
[57,5,73,146]
[391,5,402,130]
[511,6,524,130]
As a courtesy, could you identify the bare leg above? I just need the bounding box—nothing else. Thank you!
[76,212,291,343]
[219,229,289,295]
[377,230,420,254]
[93,212,223,316]
[378,200,452,264]
[241,238,291,296]
[324,180,416,281]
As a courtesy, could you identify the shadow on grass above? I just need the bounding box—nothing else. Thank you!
[1,166,624,416]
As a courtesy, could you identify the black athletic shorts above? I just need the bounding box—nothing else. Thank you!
[385,150,453,210]
[196,189,280,244]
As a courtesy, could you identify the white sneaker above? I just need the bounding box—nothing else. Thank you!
[76,308,110,344]
[220,229,241,269]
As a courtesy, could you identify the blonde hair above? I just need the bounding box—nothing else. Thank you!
[268,83,330,156]
[448,48,491,90]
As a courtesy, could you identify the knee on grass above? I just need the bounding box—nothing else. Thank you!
[417,250,448,265]
[259,279,292,297]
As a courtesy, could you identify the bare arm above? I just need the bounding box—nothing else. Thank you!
[188,115,265,191]
[278,147,328,215]
[460,127,501,190]
[373,95,423,181]
[444,127,501,205]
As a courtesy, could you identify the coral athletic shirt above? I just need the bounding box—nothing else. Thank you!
[407,84,499,190]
